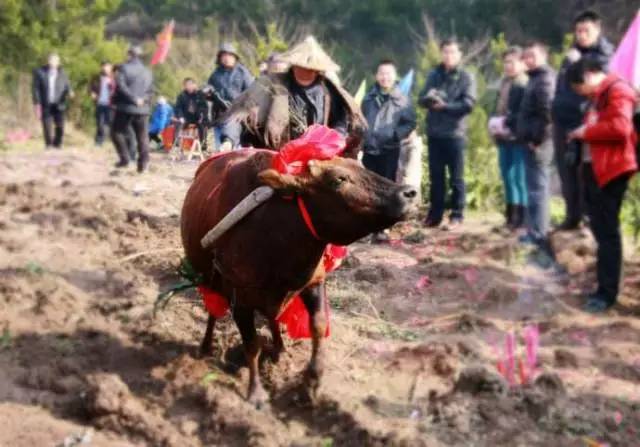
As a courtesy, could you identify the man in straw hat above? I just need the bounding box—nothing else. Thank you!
[218,36,365,155]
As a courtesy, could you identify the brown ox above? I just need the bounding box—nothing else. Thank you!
[181,149,417,405]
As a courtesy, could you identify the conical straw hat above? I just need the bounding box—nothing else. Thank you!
[280,36,340,73]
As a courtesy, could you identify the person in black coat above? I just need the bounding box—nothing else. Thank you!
[174,78,209,148]
[362,60,416,243]
[32,53,73,149]
[517,42,557,247]
[552,10,615,230]
[418,39,477,229]
[362,60,417,181]
[111,45,153,172]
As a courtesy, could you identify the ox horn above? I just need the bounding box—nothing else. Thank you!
[200,186,275,249]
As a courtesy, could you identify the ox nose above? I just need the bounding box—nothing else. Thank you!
[398,185,418,203]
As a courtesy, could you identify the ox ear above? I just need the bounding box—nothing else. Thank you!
[258,169,306,192]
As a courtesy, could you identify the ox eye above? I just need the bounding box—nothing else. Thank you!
[335,175,348,186]
[329,175,348,189]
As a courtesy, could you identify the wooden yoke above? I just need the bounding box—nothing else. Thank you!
[200,186,275,249]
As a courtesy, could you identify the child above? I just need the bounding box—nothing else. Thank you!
[148,96,173,149]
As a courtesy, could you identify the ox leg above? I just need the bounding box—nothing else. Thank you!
[300,283,328,399]
[199,315,216,358]
[233,307,268,407]
[267,318,285,362]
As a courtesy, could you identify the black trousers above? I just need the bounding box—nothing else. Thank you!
[362,147,400,181]
[111,111,149,168]
[553,124,584,225]
[427,136,466,221]
[95,105,112,145]
[42,104,65,148]
[149,132,162,144]
[584,164,630,304]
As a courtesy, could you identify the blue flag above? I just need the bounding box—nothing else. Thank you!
[398,69,414,96]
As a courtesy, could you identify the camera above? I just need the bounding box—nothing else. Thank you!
[424,89,447,107]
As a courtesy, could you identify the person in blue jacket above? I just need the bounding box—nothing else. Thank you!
[148,96,173,149]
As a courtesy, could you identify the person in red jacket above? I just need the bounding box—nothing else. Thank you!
[567,57,638,312]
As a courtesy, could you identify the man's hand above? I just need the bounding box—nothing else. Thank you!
[220,140,233,152]
[566,48,581,63]
[567,126,586,141]
[136,98,144,107]
[432,99,447,111]
[90,92,97,101]
[34,105,42,120]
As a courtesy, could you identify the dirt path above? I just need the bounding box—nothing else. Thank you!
[1,148,639,446]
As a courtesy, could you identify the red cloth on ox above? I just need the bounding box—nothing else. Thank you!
[272,124,346,175]
[198,125,349,338]
[199,286,229,318]
[198,243,343,338]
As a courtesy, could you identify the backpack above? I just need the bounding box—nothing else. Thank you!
[597,80,640,167]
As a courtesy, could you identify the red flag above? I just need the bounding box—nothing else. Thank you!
[151,20,174,66]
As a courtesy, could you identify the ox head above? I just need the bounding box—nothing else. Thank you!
[258,157,418,245]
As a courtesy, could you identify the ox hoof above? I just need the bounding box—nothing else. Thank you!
[247,384,269,410]
[198,344,213,359]
[265,345,285,363]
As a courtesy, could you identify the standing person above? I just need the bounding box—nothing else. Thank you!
[148,96,173,150]
[489,47,529,229]
[552,10,614,231]
[219,36,365,155]
[112,63,137,161]
[362,59,417,243]
[90,61,115,147]
[418,39,477,230]
[32,53,72,150]
[174,78,208,148]
[566,58,637,312]
[207,43,254,150]
[517,42,557,247]
[111,45,153,172]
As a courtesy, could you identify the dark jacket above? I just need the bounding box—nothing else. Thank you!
[517,65,557,146]
[207,63,254,116]
[418,64,476,138]
[174,90,207,123]
[112,57,153,115]
[552,37,614,128]
[89,74,115,105]
[361,84,416,154]
[500,75,528,140]
[32,66,71,109]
